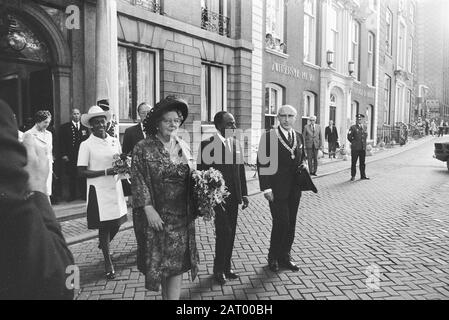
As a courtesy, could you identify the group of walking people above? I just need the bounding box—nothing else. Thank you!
[1,92,370,300]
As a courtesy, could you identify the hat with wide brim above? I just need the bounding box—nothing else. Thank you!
[146,96,189,127]
[81,105,112,128]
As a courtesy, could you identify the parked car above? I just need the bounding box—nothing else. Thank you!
[434,142,449,170]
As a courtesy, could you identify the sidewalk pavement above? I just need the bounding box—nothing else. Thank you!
[57,135,435,246]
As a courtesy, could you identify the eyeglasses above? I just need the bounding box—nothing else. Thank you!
[162,118,182,125]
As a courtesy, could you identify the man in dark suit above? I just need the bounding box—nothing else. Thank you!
[347,114,370,181]
[303,115,322,176]
[257,105,307,273]
[122,102,152,155]
[197,111,249,285]
[325,120,339,159]
[0,99,74,300]
[60,108,89,201]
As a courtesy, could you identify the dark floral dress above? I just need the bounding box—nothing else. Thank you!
[131,135,199,291]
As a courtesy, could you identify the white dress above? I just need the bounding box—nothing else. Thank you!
[77,134,127,225]
[24,126,53,196]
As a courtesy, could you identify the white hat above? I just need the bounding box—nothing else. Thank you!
[81,105,112,128]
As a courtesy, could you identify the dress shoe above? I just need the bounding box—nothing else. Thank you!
[360,177,370,180]
[279,260,299,272]
[214,273,227,285]
[105,270,116,280]
[225,270,240,280]
[268,259,279,272]
[350,176,355,181]
[311,173,317,176]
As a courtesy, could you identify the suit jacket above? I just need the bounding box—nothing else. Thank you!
[257,127,307,200]
[197,134,248,204]
[60,121,89,172]
[123,123,145,155]
[0,100,74,300]
[325,125,339,143]
[347,124,367,151]
[303,124,323,149]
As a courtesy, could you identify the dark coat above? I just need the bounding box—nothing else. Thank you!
[60,121,89,174]
[347,124,368,151]
[0,100,74,300]
[123,124,145,155]
[197,134,248,204]
[325,125,339,143]
[257,128,307,200]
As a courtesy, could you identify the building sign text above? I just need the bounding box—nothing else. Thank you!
[271,63,315,82]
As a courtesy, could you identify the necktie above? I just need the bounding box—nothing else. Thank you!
[312,125,315,134]
[288,131,293,145]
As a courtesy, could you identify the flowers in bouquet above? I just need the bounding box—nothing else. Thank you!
[192,168,230,221]
[112,153,132,180]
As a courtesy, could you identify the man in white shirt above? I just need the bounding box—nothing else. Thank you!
[257,105,307,273]
[303,115,323,176]
[197,111,249,285]
[60,108,89,201]
[122,102,152,155]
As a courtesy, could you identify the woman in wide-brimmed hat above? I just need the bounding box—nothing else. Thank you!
[77,106,127,280]
[131,95,199,299]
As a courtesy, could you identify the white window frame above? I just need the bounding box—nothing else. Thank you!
[303,91,316,117]
[368,32,375,86]
[409,2,415,23]
[386,8,393,56]
[407,36,413,73]
[117,43,160,123]
[265,83,283,129]
[328,4,340,70]
[266,0,285,52]
[303,0,317,64]
[351,101,359,121]
[395,82,405,123]
[384,74,392,124]
[351,21,361,80]
[201,0,228,17]
[201,63,227,123]
[397,19,407,70]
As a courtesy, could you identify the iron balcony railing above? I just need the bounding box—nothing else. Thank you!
[123,0,163,14]
[201,7,230,37]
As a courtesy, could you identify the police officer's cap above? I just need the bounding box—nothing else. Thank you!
[356,114,365,119]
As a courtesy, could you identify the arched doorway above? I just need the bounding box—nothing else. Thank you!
[0,3,72,129]
[1,3,72,202]
[0,12,53,129]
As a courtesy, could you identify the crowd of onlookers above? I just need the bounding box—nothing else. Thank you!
[412,117,449,137]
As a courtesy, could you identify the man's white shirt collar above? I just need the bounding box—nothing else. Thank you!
[217,131,229,144]
[72,121,80,129]
[278,126,293,139]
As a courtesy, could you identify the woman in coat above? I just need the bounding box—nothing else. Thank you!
[24,110,53,197]
[131,95,199,300]
[77,106,127,280]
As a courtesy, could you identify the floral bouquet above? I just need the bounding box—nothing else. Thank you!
[112,153,132,196]
[192,168,230,221]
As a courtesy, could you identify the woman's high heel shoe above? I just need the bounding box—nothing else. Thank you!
[105,270,116,280]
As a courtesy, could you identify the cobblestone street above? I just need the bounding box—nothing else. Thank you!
[69,138,449,300]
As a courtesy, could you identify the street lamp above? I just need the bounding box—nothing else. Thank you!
[326,50,334,67]
[348,61,355,76]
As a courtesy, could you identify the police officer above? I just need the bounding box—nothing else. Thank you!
[347,114,370,181]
